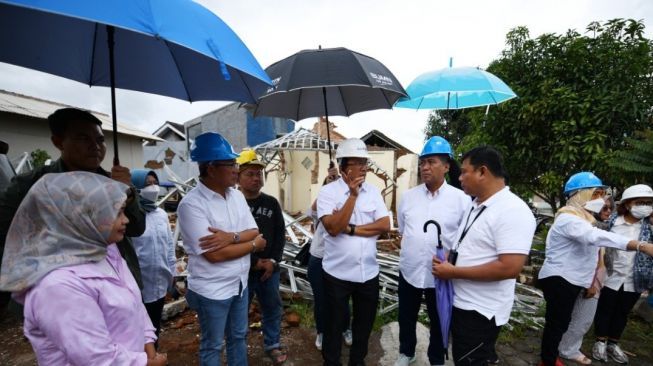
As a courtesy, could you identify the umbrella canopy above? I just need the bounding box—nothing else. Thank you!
[395,66,516,110]
[0,0,272,164]
[253,47,406,158]
[423,219,453,353]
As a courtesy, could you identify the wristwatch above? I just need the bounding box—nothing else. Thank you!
[269,258,278,268]
[233,232,240,243]
[348,224,356,236]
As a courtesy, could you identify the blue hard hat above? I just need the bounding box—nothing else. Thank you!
[420,136,453,158]
[190,132,239,162]
[564,172,606,196]
[131,169,158,189]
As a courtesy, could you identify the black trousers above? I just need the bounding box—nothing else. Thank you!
[398,272,444,365]
[540,276,582,366]
[144,297,166,348]
[593,285,641,340]
[451,307,501,366]
[322,271,379,366]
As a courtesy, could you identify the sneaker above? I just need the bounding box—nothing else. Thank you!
[607,343,628,364]
[592,341,607,362]
[315,333,323,351]
[537,358,564,366]
[343,329,353,346]
[394,353,416,366]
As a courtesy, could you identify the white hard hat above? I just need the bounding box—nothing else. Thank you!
[620,184,653,202]
[335,138,369,159]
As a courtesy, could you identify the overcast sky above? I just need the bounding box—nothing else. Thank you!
[1,0,651,153]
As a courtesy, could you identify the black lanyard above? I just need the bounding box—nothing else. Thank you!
[454,205,487,250]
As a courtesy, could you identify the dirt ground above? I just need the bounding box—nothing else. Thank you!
[0,307,384,366]
[1,306,651,366]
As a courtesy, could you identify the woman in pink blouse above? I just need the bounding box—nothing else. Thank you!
[0,172,167,366]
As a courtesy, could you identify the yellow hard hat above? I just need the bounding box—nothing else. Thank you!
[236,149,265,169]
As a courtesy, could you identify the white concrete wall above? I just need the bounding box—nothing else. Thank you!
[2,114,145,171]
[258,148,420,216]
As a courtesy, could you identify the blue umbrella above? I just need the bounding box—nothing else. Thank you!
[423,220,453,355]
[395,66,516,110]
[0,0,272,164]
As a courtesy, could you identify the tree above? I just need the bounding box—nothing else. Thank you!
[30,149,51,168]
[608,129,653,185]
[427,19,653,209]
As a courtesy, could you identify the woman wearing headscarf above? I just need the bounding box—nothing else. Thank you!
[592,184,653,364]
[557,195,613,364]
[130,169,176,345]
[537,172,653,366]
[0,171,167,366]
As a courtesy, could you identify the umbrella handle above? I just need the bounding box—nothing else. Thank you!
[423,220,443,249]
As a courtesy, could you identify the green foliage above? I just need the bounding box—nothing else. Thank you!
[608,129,653,185]
[426,19,653,209]
[30,149,51,168]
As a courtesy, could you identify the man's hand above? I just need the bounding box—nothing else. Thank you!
[432,256,456,280]
[199,227,234,253]
[110,165,132,186]
[258,259,275,281]
[342,169,365,197]
[253,234,267,252]
[584,287,597,298]
[325,165,339,184]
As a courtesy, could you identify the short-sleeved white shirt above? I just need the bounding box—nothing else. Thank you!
[398,182,471,289]
[317,178,389,283]
[452,187,536,325]
[539,213,629,288]
[604,217,641,292]
[177,182,258,300]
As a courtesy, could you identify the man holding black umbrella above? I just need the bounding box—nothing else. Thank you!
[0,108,145,316]
[318,138,390,366]
[396,136,470,366]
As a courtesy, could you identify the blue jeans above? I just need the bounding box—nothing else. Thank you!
[307,254,351,334]
[248,270,283,351]
[185,288,249,366]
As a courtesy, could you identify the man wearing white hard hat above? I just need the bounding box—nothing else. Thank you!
[177,132,266,366]
[317,138,390,366]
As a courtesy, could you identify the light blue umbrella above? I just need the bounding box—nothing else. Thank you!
[0,0,272,164]
[395,66,516,110]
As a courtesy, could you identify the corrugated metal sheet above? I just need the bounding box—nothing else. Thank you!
[0,90,162,141]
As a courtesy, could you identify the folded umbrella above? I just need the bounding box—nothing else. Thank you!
[423,219,453,355]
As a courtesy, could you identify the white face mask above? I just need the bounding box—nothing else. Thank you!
[630,205,653,219]
[140,185,160,203]
[583,198,606,214]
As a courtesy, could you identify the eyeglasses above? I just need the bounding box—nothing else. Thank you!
[631,201,653,207]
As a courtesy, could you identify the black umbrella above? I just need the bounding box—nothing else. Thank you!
[254,46,407,159]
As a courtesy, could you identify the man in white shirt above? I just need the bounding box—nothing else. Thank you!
[318,138,390,366]
[395,136,470,366]
[432,146,536,366]
[178,132,266,366]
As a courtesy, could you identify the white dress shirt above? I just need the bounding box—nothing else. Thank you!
[306,206,326,258]
[539,213,629,288]
[604,216,641,292]
[452,187,536,326]
[398,182,471,289]
[317,178,389,283]
[177,182,257,300]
